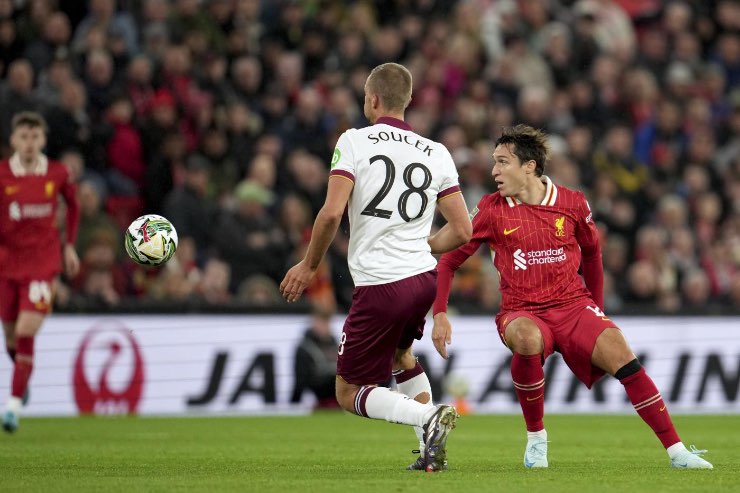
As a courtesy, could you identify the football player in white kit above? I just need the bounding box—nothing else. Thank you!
[280,63,472,471]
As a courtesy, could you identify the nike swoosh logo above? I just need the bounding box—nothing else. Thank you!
[504,227,521,235]
[659,406,666,412]
[526,394,543,402]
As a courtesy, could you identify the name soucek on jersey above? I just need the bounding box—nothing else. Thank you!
[0,154,79,280]
[439,176,602,312]
[329,117,461,286]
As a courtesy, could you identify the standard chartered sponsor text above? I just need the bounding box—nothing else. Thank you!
[527,247,566,264]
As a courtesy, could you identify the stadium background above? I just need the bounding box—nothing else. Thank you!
[0,0,738,415]
[0,0,737,316]
[1,2,738,491]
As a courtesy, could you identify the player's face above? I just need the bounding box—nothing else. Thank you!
[492,144,529,197]
[10,125,46,162]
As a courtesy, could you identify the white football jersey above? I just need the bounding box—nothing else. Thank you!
[329,117,461,286]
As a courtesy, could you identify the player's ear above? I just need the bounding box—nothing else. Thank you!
[372,94,380,109]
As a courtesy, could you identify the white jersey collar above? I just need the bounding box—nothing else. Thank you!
[9,153,48,177]
[505,175,558,207]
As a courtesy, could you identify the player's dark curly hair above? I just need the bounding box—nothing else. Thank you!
[495,124,549,177]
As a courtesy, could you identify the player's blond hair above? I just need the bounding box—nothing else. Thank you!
[366,63,412,112]
[495,125,549,177]
[11,111,48,133]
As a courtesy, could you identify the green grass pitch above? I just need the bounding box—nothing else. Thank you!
[0,414,736,492]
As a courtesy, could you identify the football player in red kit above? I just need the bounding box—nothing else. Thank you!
[432,125,712,469]
[0,112,80,432]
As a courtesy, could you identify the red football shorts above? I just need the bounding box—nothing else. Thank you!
[0,277,55,322]
[496,299,617,388]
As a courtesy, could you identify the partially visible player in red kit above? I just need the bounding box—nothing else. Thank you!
[0,112,80,433]
[432,125,713,469]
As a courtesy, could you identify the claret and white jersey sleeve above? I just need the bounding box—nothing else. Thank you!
[329,117,461,286]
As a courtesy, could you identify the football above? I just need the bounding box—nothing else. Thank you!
[124,214,179,266]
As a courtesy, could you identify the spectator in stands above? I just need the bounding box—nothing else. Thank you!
[23,11,71,75]
[214,180,288,291]
[0,0,734,315]
[194,258,232,305]
[237,274,282,307]
[72,0,138,56]
[148,237,200,302]
[76,179,120,261]
[0,59,39,141]
[0,18,25,80]
[198,126,239,201]
[162,154,217,258]
[593,122,649,196]
[34,54,74,108]
[125,54,155,122]
[44,79,95,161]
[104,94,145,195]
[291,305,339,409]
[144,130,186,213]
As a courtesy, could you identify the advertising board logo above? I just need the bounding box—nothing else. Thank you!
[73,321,145,415]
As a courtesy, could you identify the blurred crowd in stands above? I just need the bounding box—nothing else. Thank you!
[0,0,738,314]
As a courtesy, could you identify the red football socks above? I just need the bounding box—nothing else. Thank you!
[512,353,545,432]
[621,367,680,448]
[11,336,34,399]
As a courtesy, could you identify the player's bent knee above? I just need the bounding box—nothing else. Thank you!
[335,377,359,412]
[614,358,641,380]
[506,320,543,355]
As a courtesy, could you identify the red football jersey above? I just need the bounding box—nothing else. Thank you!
[436,177,603,313]
[0,155,79,279]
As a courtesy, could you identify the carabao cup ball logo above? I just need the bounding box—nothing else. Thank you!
[124,214,178,266]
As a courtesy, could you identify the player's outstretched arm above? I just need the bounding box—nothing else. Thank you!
[60,173,81,278]
[575,194,604,309]
[428,192,472,254]
[280,176,353,303]
[581,242,604,310]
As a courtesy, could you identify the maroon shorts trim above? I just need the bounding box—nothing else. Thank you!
[496,299,617,388]
[337,270,437,385]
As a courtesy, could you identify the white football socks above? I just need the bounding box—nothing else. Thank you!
[527,429,547,442]
[396,370,434,451]
[363,386,435,427]
[5,396,22,414]
[667,442,688,459]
